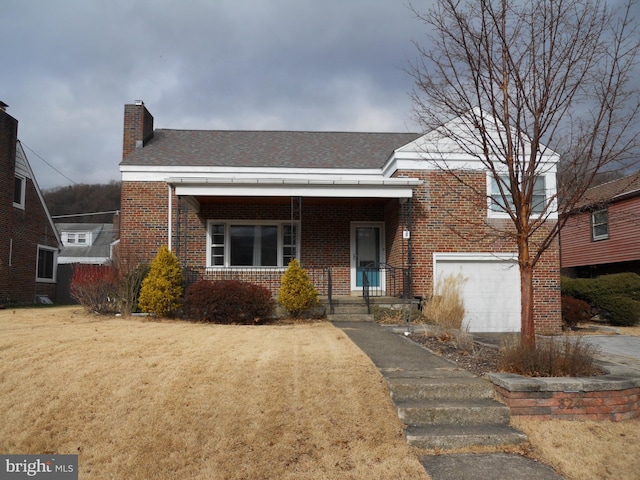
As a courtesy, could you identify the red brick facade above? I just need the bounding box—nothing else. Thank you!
[120,169,561,333]
[0,108,60,304]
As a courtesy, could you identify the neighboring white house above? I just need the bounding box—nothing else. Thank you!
[56,223,117,265]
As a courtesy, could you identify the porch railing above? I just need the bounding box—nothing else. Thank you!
[182,265,334,314]
[360,263,412,314]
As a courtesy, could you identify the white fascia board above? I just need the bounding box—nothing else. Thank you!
[120,165,383,182]
[383,150,559,177]
[172,182,417,198]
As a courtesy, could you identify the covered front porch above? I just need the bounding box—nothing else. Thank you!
[168,176,420,312]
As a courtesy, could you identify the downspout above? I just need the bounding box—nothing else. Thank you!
[168,185,172,251]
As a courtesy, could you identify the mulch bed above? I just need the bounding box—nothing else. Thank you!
[408,333,503,377]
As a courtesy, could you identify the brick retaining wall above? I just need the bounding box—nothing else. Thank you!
[488,372,640,421]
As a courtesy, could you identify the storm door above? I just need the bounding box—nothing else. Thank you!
[350,223,384,292]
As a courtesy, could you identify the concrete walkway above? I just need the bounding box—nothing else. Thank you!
[333,321,565,480]
[582,335,640,373]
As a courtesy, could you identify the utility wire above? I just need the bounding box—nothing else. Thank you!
[20,140,78,186]
[52,211,119,219]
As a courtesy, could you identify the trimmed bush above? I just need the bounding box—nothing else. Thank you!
[138,246,183,318]
[183,280,275,324]
[70,264,117,314]
[561,273,640,326]
[597,295,640,327]
[278,259,320,317]
[561,296,592,330]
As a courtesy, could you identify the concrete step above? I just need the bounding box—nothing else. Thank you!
[386,376,496,402]
[327,313,374,322]
[329,304,371,314]
[396,398,511,426]
[405,424,528,450]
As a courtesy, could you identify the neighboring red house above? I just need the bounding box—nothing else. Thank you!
[0,102,61,305]
[560,171,640,277]
[119,101,561,333]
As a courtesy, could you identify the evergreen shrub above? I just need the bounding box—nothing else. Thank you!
[561,273,640,326]
[183,280,274,324]
[277,259,319,317]
[138,246,183,317]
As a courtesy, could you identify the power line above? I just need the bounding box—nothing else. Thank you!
[20,140,78,186]
[52,210,119,219]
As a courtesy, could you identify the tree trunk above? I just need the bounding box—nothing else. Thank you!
[518,231,536,349]
[520,262,535,349]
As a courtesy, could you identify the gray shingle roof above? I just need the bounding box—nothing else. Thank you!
[120,129,422,169]
[56,223,115,261]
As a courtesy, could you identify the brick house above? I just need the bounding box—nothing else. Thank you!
[560,171,640,277]
[0,102,61,305]
[119,101,561,333]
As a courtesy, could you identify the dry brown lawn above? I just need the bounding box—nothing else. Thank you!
[2,307,639,480]
[512,418,640,480]
[0,307,429,480]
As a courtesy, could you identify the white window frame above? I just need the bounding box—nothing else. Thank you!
[206,220,300,268]
[13,174,25,209]
[592,208,609,241]
[36,245,57,283]
[488,173,549,219]
[64,232,91,246]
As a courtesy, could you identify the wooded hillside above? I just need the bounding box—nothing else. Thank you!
[43,181,121,223]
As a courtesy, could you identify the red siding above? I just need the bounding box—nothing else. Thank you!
[561,196,640,268]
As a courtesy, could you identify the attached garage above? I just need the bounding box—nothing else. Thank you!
[433,253,521,332]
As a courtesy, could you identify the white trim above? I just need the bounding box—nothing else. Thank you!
[121,164,384,178]
[168,185,173,251]
[13,174,25,209]
[36,244,58,283]
[173,182,416,199]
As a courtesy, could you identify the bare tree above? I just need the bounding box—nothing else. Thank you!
[409,0,640,346]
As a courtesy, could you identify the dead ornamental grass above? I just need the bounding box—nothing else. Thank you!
[0,307,430,480]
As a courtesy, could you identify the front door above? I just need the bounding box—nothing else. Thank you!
[351,223,384,292]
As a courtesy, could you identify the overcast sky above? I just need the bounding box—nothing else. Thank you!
[3,0,431,190]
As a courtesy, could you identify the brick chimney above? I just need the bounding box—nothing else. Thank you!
[122,100,154,160]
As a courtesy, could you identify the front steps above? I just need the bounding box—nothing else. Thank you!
[385,365,527,450]
[324,295,413,322]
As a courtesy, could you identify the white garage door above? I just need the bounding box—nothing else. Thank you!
[433,253,521,332]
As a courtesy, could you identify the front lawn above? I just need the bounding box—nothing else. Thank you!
[0,307,428,479]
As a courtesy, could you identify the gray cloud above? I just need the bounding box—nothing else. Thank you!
[3,0,427,189]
